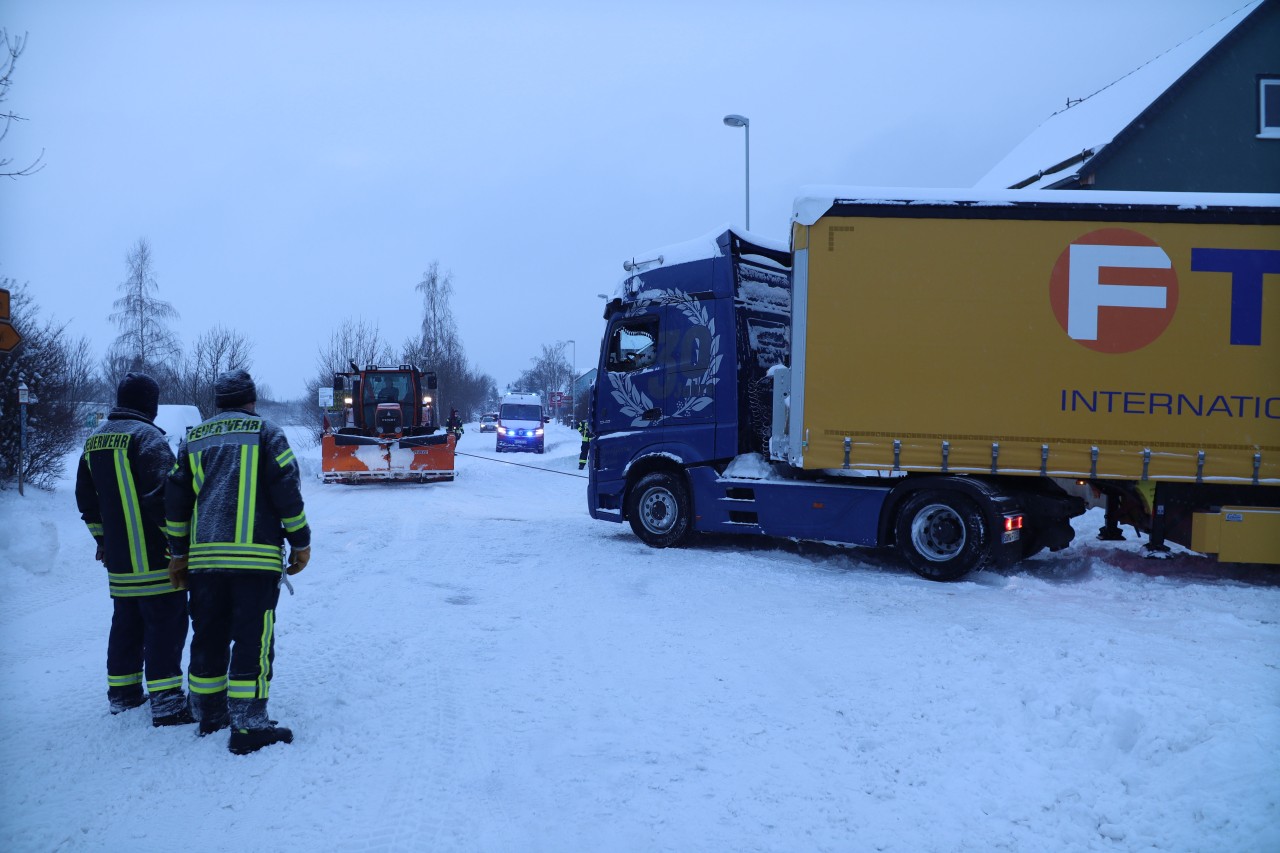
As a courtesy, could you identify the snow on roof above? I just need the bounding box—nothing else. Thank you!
[792,185,1280,225]
[975,2,1261,190]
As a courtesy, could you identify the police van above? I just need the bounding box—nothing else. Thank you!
[496,392,546,453]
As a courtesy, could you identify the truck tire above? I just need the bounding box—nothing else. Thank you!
[626,471,692,548]
[895,490,990,581]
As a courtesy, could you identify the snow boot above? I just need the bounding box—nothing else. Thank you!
[192,691,230,736]
[198,717,230,737]
[150,688,193,726]
[228,725,293,755]
[153,706,196,727]
[109,692,148,715]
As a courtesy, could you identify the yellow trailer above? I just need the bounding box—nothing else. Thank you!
[776,188,1279,563]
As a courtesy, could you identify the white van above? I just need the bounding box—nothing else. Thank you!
[496,392,545,453]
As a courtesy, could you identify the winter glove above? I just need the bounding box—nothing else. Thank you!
[94,543,105,563]
[168,556,189,590]
[287,546,311,576]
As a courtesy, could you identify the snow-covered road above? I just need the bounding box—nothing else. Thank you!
[1,422,1276,852]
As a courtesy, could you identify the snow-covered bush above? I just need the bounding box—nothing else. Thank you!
[0,283,94,490]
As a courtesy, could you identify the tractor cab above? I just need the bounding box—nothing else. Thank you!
[321,362,456,484]
[335,364,439,437]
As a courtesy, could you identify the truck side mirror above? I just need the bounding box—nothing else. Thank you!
[425,372,438,390]
[332,374,344,394]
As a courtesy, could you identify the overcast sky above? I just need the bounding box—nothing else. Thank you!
[0,0,1250,400]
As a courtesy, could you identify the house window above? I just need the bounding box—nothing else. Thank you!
[1260,76,1280,138]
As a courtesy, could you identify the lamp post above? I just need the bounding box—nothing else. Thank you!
[17,380,28,496]
[570,339,578,426]
[723,114,750,230]
[561,339,577,426]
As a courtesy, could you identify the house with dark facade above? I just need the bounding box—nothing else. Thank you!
[978,0,1279,192]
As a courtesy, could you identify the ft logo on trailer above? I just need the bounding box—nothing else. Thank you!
[1050,228,1280,352]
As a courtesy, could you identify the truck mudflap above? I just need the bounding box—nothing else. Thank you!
[321,432,456,483]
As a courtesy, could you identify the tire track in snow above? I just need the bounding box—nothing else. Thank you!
[320,474,520,851]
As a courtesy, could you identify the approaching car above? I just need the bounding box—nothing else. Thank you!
[496,393,545,453]
[479,413,498,433]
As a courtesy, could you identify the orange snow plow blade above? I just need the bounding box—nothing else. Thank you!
[321,432,456,484]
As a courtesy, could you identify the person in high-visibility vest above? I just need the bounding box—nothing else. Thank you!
[75,372,194,726]
[446,409,464,439]
[165,369,311,755]
[577,419,592,470]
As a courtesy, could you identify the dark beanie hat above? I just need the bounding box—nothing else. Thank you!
[214,369,257,408]
[116,372,160,418]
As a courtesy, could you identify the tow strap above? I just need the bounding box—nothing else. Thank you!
[454,450,588,479]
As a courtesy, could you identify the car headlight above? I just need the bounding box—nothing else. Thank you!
[535,428,544,436]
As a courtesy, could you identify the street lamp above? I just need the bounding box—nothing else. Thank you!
[723,113,750,230]
[17,380,28,496]
[560,339,577,426]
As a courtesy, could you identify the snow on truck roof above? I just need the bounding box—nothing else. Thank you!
[607,184,1277,298]
[792,186,1280,226]
[610,226,790,295]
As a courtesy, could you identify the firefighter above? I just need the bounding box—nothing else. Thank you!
[577,419,592,470]
[75,372,194,726]
[165,369,311,755]
[446,408,464,439]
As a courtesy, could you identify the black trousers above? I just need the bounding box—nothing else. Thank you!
[188,571,282,728]
[107,591,189,714]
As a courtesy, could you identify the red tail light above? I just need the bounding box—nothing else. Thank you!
[1003,514,1024,532]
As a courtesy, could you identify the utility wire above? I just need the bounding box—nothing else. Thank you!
[455,449,588,479]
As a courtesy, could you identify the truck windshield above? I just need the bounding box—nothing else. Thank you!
[501,404,541,421]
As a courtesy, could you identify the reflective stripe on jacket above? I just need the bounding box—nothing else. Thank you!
[165,409,310,572]
[75,408,177,598]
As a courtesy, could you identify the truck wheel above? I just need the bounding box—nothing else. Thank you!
[626,471,692,548]
[895,491,989,581]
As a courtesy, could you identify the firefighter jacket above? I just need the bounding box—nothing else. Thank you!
[75,407,177,598]
[165,409,310,573]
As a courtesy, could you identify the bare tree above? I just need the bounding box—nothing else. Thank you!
[174,325,254,417]
[107,238,181,384]
[514,342,573,413]
[414,262,460,368]
[61,334,103,415]
[309,318,395,399]
[404,262,502,418]
[0,30,44,179]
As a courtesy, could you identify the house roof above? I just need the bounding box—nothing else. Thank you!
[975,1,1263,190]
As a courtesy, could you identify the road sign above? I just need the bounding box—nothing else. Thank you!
[0,289,20,352]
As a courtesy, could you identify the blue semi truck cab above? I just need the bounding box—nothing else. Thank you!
[586,226,1079,582]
